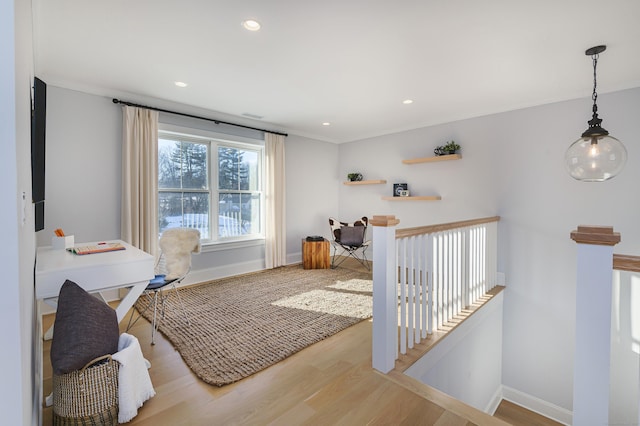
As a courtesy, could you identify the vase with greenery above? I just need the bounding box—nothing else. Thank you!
[347,172,363,182]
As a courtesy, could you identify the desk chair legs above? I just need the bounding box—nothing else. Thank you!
[167,283,191,329]
[126,283,191,345]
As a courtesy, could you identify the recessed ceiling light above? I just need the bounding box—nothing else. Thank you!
[402,99,413,104]
[174,81,188,88]
[242,19,261,31]
[322,122,331,126]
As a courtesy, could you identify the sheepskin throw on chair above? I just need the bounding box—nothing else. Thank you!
[159,228,201,280]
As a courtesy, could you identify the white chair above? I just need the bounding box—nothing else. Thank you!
[126,228,200,344]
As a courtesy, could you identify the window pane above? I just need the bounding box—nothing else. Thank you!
[159,138,208,190]
[159,139,181,189]
[243,150,259,191]
[159,191,210,239]
[242,193,261,234]
[181,142,208,189]
[218,147,259,191]
[218,193,260,237]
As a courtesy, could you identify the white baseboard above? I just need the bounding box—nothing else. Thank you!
[501,385,572,425]
[287,251,302,265]
[485,385,504,415]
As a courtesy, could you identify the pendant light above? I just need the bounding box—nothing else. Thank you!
[565,45,627,181]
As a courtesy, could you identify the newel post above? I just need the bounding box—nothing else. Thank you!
[570,225,620,425]
[371,215,399,373]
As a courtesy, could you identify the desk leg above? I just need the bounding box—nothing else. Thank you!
[115,281,147,323]
[115,282,152,367]
[42,298,58,341]
[36,298,47,415]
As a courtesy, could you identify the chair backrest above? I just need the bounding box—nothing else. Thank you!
[328,217,368,247]
[158,228,201,280]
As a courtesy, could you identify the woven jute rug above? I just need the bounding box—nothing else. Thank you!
[135,265,372,386]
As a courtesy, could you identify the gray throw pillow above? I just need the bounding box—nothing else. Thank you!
[50,280,119,375]
[339,226,365,246]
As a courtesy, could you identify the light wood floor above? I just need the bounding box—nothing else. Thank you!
[494,401,563,426]
[41,261,560,425]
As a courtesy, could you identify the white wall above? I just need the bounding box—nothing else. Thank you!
[499,89,640,414]
[39,87,339,281]
[337,87,640,416]
[337,121,498,230]
[285,135,340,261]
[405,292,504,413]
[39,86,122,245]
[1,0,37,423]
[610,270,640,425]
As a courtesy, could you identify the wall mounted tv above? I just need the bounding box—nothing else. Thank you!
[31,77,46,232]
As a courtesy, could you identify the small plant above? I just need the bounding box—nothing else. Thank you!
[434,140,461,155]
[443,141,460,153]
[347,172,363,181]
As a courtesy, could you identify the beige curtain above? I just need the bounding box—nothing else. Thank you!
[121,106,159,256]
[264,132,286,268]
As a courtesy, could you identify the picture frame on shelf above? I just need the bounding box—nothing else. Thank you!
[393,183,408,197]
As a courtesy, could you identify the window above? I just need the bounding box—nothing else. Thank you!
[158,130,264,244]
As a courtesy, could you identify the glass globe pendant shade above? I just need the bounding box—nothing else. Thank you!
[565,134,627,181]
[565,45,627,182]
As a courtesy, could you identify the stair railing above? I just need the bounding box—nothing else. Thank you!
[372,215,500,373]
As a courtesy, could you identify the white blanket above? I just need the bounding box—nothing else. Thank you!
[112,333,156,423]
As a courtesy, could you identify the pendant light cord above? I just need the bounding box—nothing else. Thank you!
[591,53,599,111]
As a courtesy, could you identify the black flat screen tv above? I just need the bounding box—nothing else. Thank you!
[31,77,46,232]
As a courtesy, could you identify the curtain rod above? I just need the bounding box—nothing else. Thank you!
[112,98,288,137]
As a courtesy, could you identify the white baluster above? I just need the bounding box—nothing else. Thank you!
[399,237,407,354]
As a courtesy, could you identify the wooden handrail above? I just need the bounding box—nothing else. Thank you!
[613,254,640,273]
[395,216,500,239]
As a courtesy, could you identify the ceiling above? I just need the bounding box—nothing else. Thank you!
[32,0,640,143]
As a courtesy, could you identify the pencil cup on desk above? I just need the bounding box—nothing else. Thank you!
[52,235,74,250]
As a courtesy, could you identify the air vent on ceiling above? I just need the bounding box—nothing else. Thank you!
[242,113,264,120]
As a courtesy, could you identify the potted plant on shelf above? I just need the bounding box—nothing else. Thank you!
[434,141,461,156]
[347,172,363,182]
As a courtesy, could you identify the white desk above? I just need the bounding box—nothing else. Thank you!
[35,240,154,411]
[36,240,155,324]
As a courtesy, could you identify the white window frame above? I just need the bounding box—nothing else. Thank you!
[158,124,265,250]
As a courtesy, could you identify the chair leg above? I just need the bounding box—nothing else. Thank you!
[126,291,153,332]
[128,284,190,345]
[151,290,160,345]
[171,283,191,326]
[331,244,371,270]
[351,246,371,270]
[125,303,137,332]
[331,244,350,269]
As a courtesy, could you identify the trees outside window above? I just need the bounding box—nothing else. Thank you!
[158,133,263,242]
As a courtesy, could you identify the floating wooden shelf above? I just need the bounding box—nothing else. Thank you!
[402,154,461,164]
[381,196,442,201]
[343,179,387,185]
